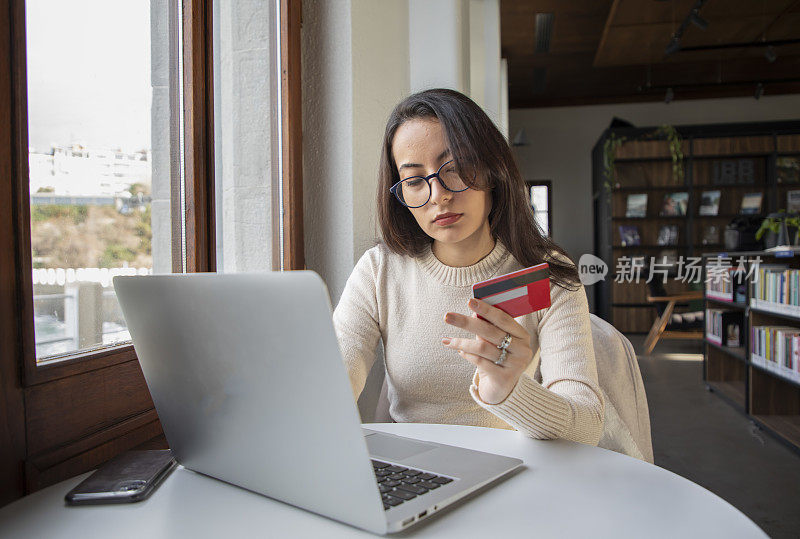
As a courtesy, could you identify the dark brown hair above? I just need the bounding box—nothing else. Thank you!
[376,88,580,291]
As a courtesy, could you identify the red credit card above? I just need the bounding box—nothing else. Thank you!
[472,263,551,318]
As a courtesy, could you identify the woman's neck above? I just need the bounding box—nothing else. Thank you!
[432,225,495,268]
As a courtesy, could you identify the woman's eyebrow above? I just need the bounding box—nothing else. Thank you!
[398,149,452,172]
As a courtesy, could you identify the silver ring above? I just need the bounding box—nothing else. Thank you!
[495,348,508,366]
[497,334,512,351]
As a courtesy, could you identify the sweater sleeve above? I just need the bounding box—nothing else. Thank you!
[332,248,383,402]
[469,275,605,446]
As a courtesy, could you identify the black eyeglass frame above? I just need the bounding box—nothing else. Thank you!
[389,159,470,208]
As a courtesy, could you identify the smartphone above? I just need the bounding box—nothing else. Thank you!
[65,450,177,505]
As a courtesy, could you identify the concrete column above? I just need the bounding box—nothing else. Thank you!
[469,0,502,131]
[213,0,279,273]
[150,0,172,274]
[409,0,470,94]
[65,282,103,350]
[302,0,355,303]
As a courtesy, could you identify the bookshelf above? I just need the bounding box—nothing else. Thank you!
[702,250,800,453]
[594,121,800,334]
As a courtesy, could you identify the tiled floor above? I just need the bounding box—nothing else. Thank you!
[629,335,800,538]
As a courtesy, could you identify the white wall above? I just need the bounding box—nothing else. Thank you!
[509,95,800,308]
[302,0,356,304]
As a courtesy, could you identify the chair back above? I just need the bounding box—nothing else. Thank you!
[646,278,669,317]
[372,315,655,463]
[590,313,654,463]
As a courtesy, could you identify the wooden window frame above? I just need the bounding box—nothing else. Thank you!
[280,0,304,270]
[1,0,303,503]
[1,0,312,505]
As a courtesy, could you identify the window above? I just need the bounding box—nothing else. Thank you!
[0,0,303,505]
[26,0,184,363]
[526,179,552,237]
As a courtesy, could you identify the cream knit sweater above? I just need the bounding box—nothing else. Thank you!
[333,241,605,445]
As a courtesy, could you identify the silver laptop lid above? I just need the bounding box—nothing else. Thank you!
[114,272,387,535]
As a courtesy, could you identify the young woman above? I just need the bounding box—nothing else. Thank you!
[333,89,604,445]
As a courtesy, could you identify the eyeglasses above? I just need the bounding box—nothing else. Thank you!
[389,159,469,208]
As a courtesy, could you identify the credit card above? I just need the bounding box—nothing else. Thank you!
[472,263,551,318]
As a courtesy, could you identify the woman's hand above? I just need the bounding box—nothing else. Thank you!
[442,298,534,405]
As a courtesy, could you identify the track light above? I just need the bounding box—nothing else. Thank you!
[665,38,681,56]
[755,83,764,100]
[765,45,777,63]
[665,87,674,104]
[689,12,708,30]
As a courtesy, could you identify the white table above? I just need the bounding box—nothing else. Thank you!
[0,423,765,538]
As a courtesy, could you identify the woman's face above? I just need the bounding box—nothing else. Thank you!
[391,118,492,248]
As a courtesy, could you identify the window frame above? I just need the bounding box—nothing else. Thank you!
[280,0,304,270]
[0,0,303,502]
[525,179,553,237]
[16,0,217,388]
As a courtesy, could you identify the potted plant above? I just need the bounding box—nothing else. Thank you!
[756,211,791,248]
[786,213,800,246]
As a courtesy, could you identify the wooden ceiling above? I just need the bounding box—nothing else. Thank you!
[501,0,800,108]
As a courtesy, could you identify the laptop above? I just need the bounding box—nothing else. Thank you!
[113,271,523,534]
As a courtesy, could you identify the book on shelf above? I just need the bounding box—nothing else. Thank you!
[659,192,688,216]
[618,225,641,247]
[740,192,763,214]
[701,224,720,245]
[705,265,739,299]
[656,224,678,246]
[751,325,800,383]
[778,156,800,185]
[787,189,800,213]
[625,194,648,217]
[698,190,721,216]
[751,264,800,306]
[706,309,744,347]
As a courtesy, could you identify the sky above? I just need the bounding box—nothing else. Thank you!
[26,0,152,152]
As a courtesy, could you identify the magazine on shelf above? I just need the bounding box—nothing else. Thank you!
[698,190,721,216]
[656,225,679,246]
[618,225,641,247]
[740,192,763,214]
[625,194,648,217]
[778,156,800,185]
[701,224,720,245]
[656,249,678,273]
[660,192,688,216]
[787,189,800,213]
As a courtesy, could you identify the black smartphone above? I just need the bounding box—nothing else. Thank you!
[65,450,177,505]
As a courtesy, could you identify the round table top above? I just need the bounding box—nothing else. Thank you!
[0,423,765,538]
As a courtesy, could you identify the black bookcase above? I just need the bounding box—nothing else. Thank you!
[593,120,800,333]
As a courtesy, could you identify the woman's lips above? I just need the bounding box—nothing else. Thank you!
[434,213,462,226]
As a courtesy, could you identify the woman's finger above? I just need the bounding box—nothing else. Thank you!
[455,349,501,371]
[444,337,512,364]
[467,298,528,339]
[444,311,507,347]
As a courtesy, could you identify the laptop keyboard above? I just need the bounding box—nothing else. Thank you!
[372,460,453,510]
